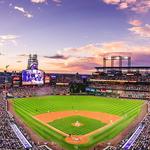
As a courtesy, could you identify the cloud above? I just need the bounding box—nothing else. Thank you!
[30,0,62,5]
[0,34,19,46]
[62,44,102,58]
[130,0,150,13]
[52,0,62,3]
[103,0,120,5]
[100,41,127,53]
[18,54,29,57]
[16,60,22,63]
[129,19,142,26]
[41,45,104,73]
[3,41,150,73]
[102,0,150,13]
[41,56,99,73]
[44,54,68,59]
[39,41,150,73]
[119,2,128,9]
[52,0,62,6]
[31,0,47,3]
[0,35,19,40]
[129,24,150,38]
[14,6,33,18]
[64,57,99,71]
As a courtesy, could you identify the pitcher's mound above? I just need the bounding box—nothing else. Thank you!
[72,121,84,127]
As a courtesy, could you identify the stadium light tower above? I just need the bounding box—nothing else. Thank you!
[103,56,131,71]
[4,65,9,101]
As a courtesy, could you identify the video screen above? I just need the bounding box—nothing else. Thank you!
[22,69,44,85]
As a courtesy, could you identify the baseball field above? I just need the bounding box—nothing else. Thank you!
[11,96,144,150]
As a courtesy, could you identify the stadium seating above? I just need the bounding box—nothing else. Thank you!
[94,102,150,150]
[0,92,62,150]
[1,71,150,150]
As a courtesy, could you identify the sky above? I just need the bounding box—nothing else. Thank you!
[0,0,150,73]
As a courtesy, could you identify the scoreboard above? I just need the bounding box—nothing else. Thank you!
[45,74,50,84]
[12,76,21,87]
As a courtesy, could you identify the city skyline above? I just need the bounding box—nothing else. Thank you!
[0,0,150,73]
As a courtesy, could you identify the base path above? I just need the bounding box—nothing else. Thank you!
[34,110,121,124]
[34,110,121,145]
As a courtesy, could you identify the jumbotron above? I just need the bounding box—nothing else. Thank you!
[0,54,150,150]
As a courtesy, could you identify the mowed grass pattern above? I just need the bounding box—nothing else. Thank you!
[48,115,106,135]
[13,96,144,150]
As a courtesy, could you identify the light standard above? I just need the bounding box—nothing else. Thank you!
[4,65,9,95]
[4,65,9,111]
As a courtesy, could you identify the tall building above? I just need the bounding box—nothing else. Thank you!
[27,54,38,70]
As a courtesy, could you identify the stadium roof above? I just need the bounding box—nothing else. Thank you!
[95,66,150,70]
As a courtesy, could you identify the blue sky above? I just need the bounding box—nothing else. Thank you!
[0,0,150,73]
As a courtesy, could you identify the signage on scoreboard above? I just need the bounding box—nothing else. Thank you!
[12,76,21,87]
[45,75,50,83]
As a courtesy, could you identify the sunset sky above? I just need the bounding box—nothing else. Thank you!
[0,0,150,73]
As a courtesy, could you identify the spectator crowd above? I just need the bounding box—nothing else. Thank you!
[0,92,30,149]
[89,82,150,99]
[7,85,69,98]
[94,102,150,150]
[1,71,150,150]
[116,102,150,150]
[0,91,63,150]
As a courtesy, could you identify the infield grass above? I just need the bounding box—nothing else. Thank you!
[12,96,144,150]
[48,115,106,135]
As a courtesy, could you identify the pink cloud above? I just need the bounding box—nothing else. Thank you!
[2,42,150,73]
[40,42,150,73]
[129,19,142,26]
[103,0,150,13]
[129,24,150,38]
[103,0,120,5]
[119,2,128,9]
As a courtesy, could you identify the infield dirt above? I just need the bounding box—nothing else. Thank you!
[34,110,122,144]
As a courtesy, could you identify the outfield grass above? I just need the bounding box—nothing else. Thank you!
[12,96,144,150]
[48,115,106,135]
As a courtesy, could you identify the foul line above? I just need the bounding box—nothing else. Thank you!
[33,116,68,137]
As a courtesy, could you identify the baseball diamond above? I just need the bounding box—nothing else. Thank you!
[10,95,144,150]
